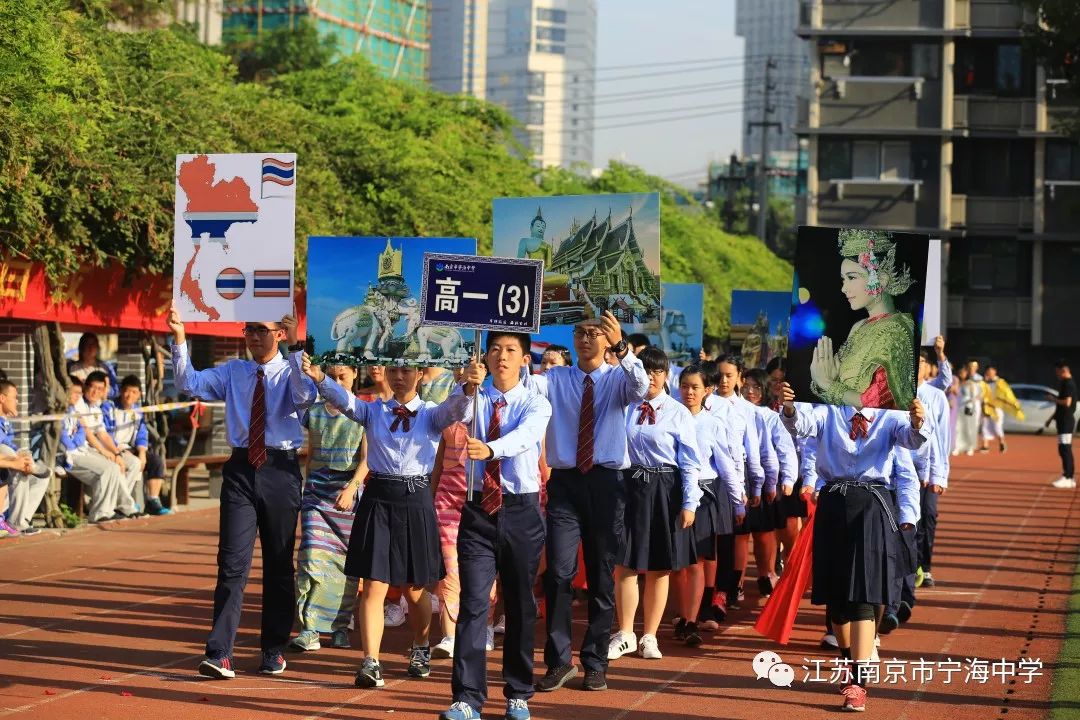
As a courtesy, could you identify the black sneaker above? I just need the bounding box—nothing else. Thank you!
[897,601,913,624]
[922,573,936,588]
[878,613,900,635]
[673,618,687,641]
[259,650,286,675]
[684,621,702,648]
[1000,441,1007,454]
[756,575,773,599]
[535,663,577,692]
[407,645,431,678]
[198,656,236,679]
[355,657,385,688]
[582,669,607,691]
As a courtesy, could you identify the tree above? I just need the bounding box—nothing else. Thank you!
[223,23,338,83]
[1023,0,1080,139]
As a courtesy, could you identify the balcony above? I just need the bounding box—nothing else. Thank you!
[950,194,1034,230]
[955,0,1030,31]
[947,295,1031,330]
[814,178,937,227]
[800,0,945,31]
[819,77,941,130]
[1044,181,1080,235]
[1047,81,1079,134]
[953,96,1036,131]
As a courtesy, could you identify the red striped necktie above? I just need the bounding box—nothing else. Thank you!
[481,398,507,515]
[637,401,657,425]
[390,404,417,432]
[248,368,267,469]
[850,411,872,440]
[576,375,595,474]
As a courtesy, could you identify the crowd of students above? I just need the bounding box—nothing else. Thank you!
[162,299,985,718]
[0,332,173,536]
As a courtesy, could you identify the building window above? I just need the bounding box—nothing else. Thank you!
[969,254,995,290]
[955,40,1034,96]
[849,40,911,77]
[949,239,1030,294]
[536,26,566,42]
[1046,141,1080,181]
[818,139,852,181]
[528,72,545,97]
[953,139,1034,196]
[850,141,911,179]
[536,43,565,54]
[912,44,941,80]
[529,131,543,155]
[537,8,567,24]
[527,101,544,125]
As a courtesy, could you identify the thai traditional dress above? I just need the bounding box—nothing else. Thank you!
[814,312,916,410]
[296,401,365,634]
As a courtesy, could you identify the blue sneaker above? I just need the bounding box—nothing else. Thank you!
[259,650,286,675]
[198,656,235,679]
[440,701,482,720]
[505,698,530,720]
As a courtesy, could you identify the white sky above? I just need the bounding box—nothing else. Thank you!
[593,0,745,188]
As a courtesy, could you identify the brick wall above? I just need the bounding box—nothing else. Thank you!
[0,320,35,448]
[115,332,146,392]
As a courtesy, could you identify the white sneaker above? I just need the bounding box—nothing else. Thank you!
[874,636,881,647]
[1051,476,1077,489]
[430,593,441,616]
[384,598,408,628]
[870,646,880,662]
[965,450,974,456]
[493,614,506,634]
[820,633,839,649]
[639,633,662,659]
[607,630,637,660]
[432,635,455,659]
[485,625,496,652]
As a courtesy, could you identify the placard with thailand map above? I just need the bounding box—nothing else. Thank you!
[172,153,297,322]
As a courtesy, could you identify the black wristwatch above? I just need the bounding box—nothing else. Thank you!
[287,342,305,352]
[610,339,628,357]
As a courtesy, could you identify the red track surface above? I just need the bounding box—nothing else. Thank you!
[1,434,1077,719]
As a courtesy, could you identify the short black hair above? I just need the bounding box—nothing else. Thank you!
[84,370,108,388]
[679,361,711,388]
[1055,358,1070,370]
[627,333,650,350]
[78,332,99,353]
[120,375,141,390]
[638,346,669,373]
[486,331,531,355]
[715,353,740,372]
[0,379,15,396]
[741,368,773,406]
[919,347,935,364]
[68,376,83,388]
[765,357,787,375]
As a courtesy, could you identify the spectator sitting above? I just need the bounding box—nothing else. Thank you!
[109,375,171,516]
[82,371,144,515]
[60,379,133,523]
[0,379,52,535]
[67,332,118,400]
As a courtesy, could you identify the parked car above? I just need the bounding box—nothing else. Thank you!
[1003,384,1080,434]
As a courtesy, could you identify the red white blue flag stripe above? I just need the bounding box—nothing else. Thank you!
[253,270,291,298]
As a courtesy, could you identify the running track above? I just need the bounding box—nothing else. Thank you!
[0,434,1076,719]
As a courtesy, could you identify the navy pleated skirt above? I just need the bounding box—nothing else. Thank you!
[737,476,784,534]
[811,482,900,608]
[619,466,693,572]
[344,474,445,586]
[778,477,809,523]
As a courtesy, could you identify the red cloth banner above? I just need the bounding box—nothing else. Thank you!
[754,503,816,645]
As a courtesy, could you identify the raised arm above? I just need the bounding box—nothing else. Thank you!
[287,351,319,410]
[928,336,952,391]
[433,361,486,432]
[303,354,372,426]
[167,304,229,401]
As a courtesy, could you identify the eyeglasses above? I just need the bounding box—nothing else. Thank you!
[572,329,604,339]
[242,326,277,338]
[646,369,667,377]
[742,384,763,394]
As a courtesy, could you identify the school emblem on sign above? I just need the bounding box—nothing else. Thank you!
[215,267,246,300]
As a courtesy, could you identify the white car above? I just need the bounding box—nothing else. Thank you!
[1003,384,1080,434]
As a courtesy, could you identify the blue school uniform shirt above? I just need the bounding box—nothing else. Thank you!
[172,343,317,451]
[709,393,767,498]
[783,404,930,527]
[917,381,951,489]
[624,393,704,512]
[59,406,88,468]
[927,360,953,393]
[689,410,744,511]
[457,381,552,496]
[101,402,149,451]
[0,416,15,452]
[315,371,472,477]
[755,405,799,493]
[891,447,922,527]
[526,352,649,471]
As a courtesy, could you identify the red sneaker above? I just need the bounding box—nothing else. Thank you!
[840,683,866,712]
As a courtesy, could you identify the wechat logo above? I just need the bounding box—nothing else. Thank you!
[753,650,795,688]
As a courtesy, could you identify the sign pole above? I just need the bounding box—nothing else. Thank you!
[466,328,481,503]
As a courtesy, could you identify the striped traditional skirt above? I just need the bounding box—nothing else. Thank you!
[296,469,360,633]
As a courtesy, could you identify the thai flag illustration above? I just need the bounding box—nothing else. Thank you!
[261,157,295,197]
[529,340,551,365]
[253,270,291,298]
[215,267,246,300]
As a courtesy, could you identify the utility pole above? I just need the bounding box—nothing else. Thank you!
[748,57,781,246]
